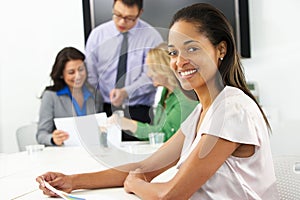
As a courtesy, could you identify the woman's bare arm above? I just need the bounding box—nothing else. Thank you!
[124,134,240,200]
[37,130,185,195]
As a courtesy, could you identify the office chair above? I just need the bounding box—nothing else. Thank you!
[16,123,38,151]
[273,155,300,200]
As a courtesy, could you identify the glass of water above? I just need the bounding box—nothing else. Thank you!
[99,126,108,148]
[112,110,124,129]
[148,132,165,147]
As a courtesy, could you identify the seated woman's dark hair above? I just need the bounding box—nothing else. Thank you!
[45,47,85,92]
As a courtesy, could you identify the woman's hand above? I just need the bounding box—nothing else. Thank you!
[36,172,73,197]
[106,115,119,127]
[124,168,148,194]
[52,130,69,146]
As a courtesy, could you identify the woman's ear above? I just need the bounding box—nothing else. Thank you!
[217,41,227,60]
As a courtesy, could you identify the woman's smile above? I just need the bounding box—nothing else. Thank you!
[179,69,198,78]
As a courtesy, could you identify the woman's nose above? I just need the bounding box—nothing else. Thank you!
[75,71,82,79]
[176,55,190,68]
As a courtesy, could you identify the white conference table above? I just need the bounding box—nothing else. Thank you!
[0,144,173,200]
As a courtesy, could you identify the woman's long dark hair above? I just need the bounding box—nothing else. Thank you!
[45,47,85,92]
[169,3,271,131]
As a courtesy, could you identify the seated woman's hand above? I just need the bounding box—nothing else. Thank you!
[52,130,69,146]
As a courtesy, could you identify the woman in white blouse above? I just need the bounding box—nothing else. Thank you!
[36,3,278,199]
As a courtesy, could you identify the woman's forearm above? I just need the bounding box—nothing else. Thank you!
[71,163,140,190]
[121,118,138,133]
[71,169,124,190]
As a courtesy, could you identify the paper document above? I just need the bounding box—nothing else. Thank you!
[54,113,107,146]
[43,180,86,200]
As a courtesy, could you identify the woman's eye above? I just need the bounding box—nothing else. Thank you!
[187,47,199,53]
[168,50,177,56]
[78,67,85,72]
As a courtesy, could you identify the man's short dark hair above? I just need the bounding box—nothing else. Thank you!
[113,0,143,11]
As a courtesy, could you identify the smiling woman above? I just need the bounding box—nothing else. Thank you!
[36,3,277,200]
[36,47,103,146]
[62,60,87,91]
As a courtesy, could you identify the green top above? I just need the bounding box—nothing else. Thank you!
[135,87,198,141]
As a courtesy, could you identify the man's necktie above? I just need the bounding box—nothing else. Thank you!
[115,32,128,88]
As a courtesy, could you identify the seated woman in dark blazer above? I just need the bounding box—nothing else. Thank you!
[36,47,102,146]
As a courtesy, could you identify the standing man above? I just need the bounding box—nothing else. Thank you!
[85,0,163,140]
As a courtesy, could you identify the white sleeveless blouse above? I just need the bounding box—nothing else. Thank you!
[177,86,278,200]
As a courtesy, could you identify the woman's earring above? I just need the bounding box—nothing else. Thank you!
[220,57,223,61]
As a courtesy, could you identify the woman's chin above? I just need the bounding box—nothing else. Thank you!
[180,81,193,91]
[153,83,161,87]
[72,84,84,90]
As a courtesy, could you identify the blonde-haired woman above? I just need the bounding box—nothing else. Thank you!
[112,43,198,141]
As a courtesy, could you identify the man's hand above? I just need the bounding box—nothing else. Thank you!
[110,88,128,107]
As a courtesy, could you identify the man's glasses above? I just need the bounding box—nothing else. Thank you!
[112,12,139,23]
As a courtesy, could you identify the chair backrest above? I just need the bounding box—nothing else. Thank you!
[16,123,38,151]
[273,155,300,200]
